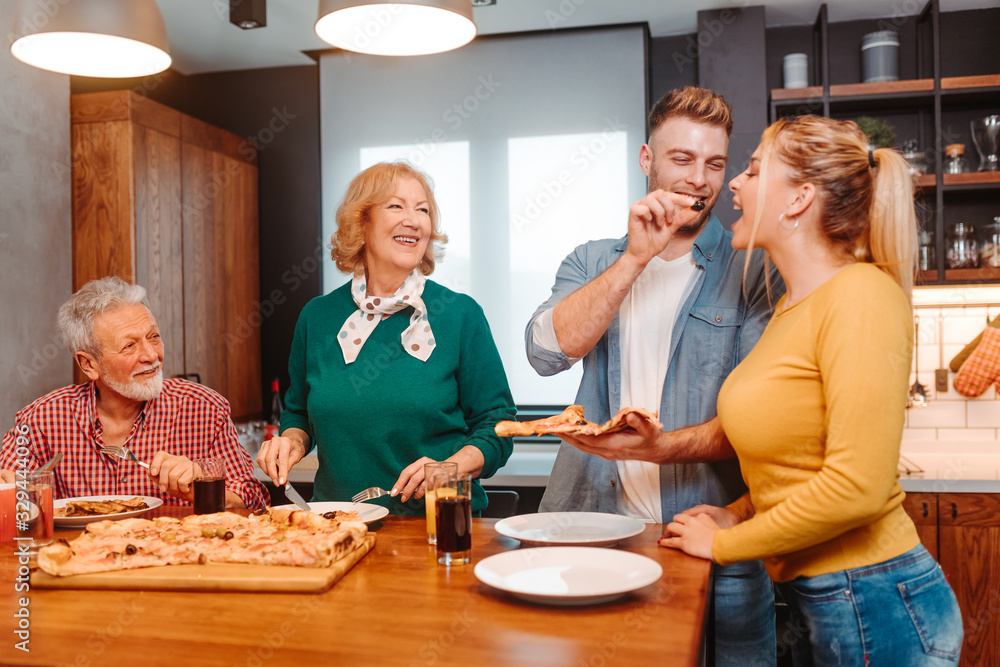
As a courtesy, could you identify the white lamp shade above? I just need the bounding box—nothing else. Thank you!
[11,0,171,77]
[315,0,476,56]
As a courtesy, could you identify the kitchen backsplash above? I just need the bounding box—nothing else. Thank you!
[905,286,1000,441]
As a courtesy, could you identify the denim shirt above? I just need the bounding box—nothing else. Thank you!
[527,215,782,523]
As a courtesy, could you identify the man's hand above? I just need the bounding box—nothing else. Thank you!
[0,469,15,484]
[148,452,196,502]
[558,415,736,465]
[624,190,703,266]
[557,413,665,461]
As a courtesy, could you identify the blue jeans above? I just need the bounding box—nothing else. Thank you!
[713,561,776,667]
[774,545,962,666]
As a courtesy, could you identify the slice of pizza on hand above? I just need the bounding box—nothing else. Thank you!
[495,405,662,438]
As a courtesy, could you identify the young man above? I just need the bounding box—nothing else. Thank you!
[0,277,267,509]
[526,87,780,665]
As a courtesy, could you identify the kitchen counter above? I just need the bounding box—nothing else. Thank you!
[256,444,1000,492]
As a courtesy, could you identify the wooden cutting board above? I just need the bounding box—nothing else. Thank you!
[30,533,375,593]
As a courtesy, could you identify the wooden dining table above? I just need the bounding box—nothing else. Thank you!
[1,507,711,667]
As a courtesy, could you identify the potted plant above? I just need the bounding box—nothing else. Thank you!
[855,116,896,149]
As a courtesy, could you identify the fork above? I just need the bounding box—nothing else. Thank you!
[351,486,391,503]
[100,443,150,469]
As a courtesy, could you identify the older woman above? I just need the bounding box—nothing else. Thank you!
[257,162,515,515]
[660,116,963,665]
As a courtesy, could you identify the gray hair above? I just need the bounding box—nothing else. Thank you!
[57,277,151,358]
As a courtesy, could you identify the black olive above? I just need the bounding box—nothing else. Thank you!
[691,200,706,211]
[323,512,338,520]
[125,544,137,555]
[252,507,268,516]
[223,531,234,540]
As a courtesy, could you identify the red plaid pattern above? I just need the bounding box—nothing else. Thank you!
[954,324,1000,398]
[1,379,268,509]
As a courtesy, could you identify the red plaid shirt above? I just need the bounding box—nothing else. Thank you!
[1,379,268,509]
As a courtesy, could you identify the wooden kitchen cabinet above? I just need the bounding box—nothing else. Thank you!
[901,491,938,557]
[70,90,261,419]
[902,491,1000,667]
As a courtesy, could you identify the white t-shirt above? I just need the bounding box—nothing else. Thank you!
[617,253,696,523]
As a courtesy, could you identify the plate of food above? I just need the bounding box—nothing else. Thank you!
[54,495,163,527]
[474,547,663,606]
[274,501,389,524]
[494,511,646,547]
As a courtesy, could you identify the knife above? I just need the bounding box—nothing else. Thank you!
[283,481,311,511]
[39,452,63,472]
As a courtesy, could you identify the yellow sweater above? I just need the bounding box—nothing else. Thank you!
[713,263,920,582]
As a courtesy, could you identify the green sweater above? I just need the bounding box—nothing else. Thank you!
[282,280,516,515]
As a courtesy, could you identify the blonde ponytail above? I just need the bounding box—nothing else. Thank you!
[868,147,917,302]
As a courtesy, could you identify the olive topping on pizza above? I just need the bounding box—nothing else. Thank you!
[495,405,663,438]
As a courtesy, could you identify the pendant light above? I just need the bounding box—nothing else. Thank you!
[315,0,476,57]
[11,0,171,78]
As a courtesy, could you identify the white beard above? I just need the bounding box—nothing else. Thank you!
[102,364,164,402]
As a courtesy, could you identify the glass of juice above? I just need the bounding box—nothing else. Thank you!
[435,473,472,566]
[192,457,226,514]
[17,470,54,554]
[424,462,457,545]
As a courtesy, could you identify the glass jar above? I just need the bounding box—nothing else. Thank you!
[902,139,928,176]
[947,222,978,268]
[979,218,1000,268]
[944,144,969,174]
[918,229,935,271]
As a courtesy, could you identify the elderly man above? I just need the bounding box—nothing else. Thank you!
[0,277,267,508]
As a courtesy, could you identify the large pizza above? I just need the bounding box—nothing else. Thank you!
[37,507,367,577]
[495,405,663,438]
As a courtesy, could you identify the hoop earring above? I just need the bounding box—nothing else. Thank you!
[779,212,799,232]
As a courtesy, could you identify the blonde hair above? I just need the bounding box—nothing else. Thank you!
[750,115,916,301]
[330,162,448,276]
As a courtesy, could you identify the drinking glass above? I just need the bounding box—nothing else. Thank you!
[435,473,472,566]
[424,462,458,545]
[192,457,226,514]
[971,115,1000,172]
[16,470,54,554]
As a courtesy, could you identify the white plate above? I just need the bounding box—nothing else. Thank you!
[475,547,663,606]
[54,495,164,527]
[274,501,389,524]
[494,512,646,547]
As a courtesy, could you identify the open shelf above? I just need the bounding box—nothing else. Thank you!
[830,79,935,97]
[942,172,1000,187]
[941,74,1000,91]
[944,267,1000,283]
[771,86,823,101]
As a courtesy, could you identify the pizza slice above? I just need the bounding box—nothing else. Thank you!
[37,508,368,576]
[494,405,662,438]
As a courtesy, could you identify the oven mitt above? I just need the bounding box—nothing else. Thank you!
[954,323,1000,397]
[950,312,1000,371]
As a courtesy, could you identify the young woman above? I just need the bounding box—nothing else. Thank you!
[662,116,964,665]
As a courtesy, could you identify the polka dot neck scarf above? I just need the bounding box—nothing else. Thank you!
[337,269,436,364]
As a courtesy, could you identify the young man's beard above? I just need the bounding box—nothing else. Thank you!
[648,166,713,238]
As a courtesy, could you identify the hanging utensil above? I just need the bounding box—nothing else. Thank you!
[935,311,949,393]
[908,315,928,408]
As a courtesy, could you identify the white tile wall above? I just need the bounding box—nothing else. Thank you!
[903,286,1000,444]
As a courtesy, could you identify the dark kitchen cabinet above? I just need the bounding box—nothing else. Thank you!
[902,491,1000,667]
[70,90,262,419]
